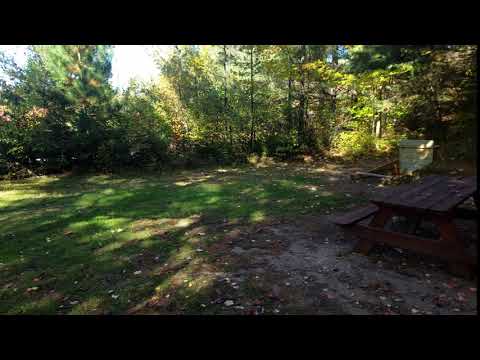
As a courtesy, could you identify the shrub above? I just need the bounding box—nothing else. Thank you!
[331,131,376,159]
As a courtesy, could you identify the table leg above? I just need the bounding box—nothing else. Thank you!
[432,216,473,278]
[405,215,422,235]
[354,207,393,255]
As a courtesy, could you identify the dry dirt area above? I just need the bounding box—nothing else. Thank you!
[207,213,477,315]
[180,161,478,315]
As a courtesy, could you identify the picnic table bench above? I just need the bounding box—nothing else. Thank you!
[331,175,478,277]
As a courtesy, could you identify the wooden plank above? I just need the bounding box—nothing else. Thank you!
[371,175,444,206]
[371,175,477,214]
[429,176,477,212]
[353,206,394,254]
[330,204,379,226]
[399,176,450,208]
[351,160,399,179]
[400,176,477,212]
[405,179,462,211]
[368,159,398,173]
[367,183,416,209]
[352,224,477,264]
[352,171,392,179]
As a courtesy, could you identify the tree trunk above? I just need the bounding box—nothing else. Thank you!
[223,45,231,144]
[376,86,383,139]
[375,119,382,138]
[298,45,307,146]
[331,45,339,126]
[287,49,293,130]
[249,46,255,152]
[427,82,445,143]
[174,45,183,103]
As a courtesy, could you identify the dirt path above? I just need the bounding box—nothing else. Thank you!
[217,214,477,315]
[128,160,477,315]
[203,161,477,315]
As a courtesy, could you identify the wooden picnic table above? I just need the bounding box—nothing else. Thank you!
[332,175,478,277]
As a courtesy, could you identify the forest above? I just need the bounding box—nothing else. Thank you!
[0,45,478,315]
[0,45,477,178]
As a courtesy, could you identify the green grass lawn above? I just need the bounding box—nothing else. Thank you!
[0,164,360,314]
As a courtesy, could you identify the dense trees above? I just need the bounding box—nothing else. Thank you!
[0,45,476,177]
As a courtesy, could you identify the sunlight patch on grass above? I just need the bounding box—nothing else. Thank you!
[250,210,266,222]
[205,196,220,204]
[12,295,57,314]
[158,259,217,299]
[0,189,49,205]
[0,165,349,314]
[102,188,116,195]
[174,174,214,187]
[198,183,221,192]
[95,241,125,254]
[175,216,200,228]
[132,215,200,236]
[70,296,103,314]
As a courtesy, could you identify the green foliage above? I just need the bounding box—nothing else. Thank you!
[0,44,477,177]
[331,131,376,158]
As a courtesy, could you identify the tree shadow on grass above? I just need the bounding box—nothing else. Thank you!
[0,168,356,314]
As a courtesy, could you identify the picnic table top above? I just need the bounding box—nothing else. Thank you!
[370,175,477,213]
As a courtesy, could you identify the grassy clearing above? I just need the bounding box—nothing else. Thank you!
[0,164,362,314]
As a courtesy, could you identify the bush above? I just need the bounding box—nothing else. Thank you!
[247,153,275,167]
[331,131,376,159]
[193,141,236,165]
[374,137,403,154]
[331,130,407,159]
[0,162,36,180]
[264,134,297,159]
